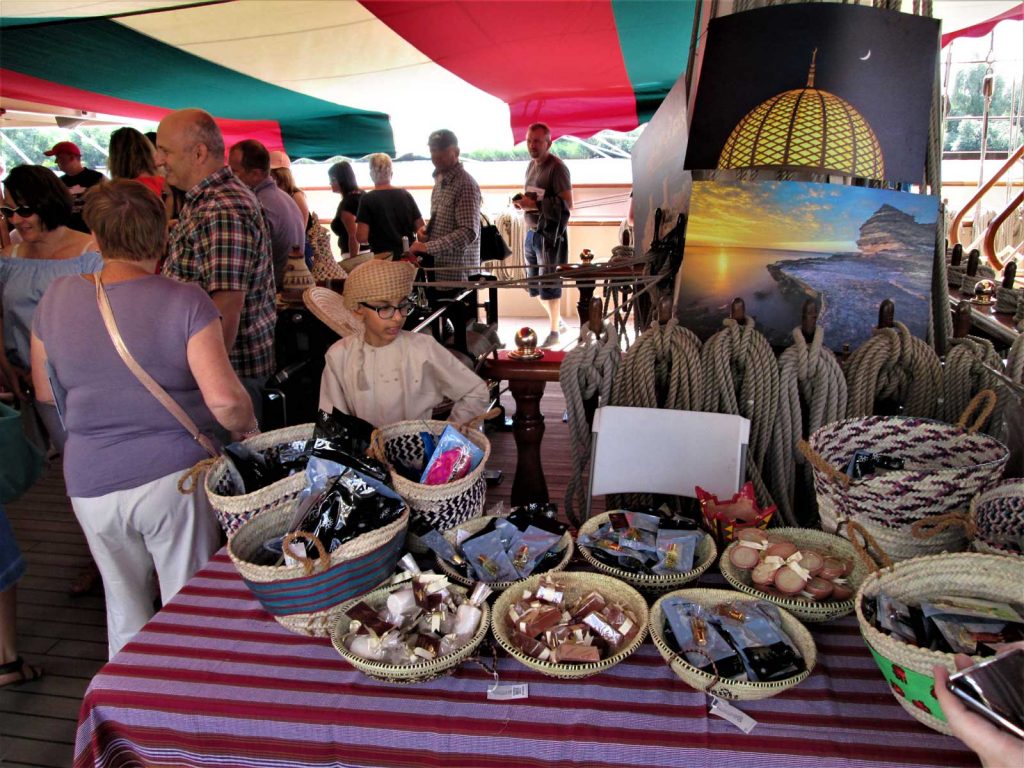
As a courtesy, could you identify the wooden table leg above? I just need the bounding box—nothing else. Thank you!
[508,378,549,506]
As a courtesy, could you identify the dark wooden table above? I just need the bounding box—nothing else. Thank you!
[481,350,564,507]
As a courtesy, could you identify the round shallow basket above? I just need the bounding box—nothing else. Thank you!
[228,503,408,637]
[650,588,817,701]
[369,418,490,552]
[800,391,1007,563]
[205,423,314,537]
[575,513,717,596]
[330,581,491,684]
[434,516,574,592]
[970,479,1024,557]
[491,571,649,680]
[855,552,1024,734]
[720,528,868,622]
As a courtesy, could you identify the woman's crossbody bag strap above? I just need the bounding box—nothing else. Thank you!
[94,275,219,458]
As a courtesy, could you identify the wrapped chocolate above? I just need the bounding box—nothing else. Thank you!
[502,578,642,665]
[341,573,486,666]
[420,425,484,486]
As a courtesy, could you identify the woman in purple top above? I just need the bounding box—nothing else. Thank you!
[30,180,257,658]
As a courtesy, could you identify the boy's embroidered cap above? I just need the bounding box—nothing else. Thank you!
[342,257,416,310]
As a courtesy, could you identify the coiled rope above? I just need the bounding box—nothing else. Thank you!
[560,327,621,526]
[844,321,942,418]
[1008,333,1024,385]
[700,317,780,508]
[940,335,1006,433]
[611,317,704,411]
[769,325,847,527]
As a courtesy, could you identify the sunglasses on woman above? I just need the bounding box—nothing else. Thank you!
[359,300,414,320]
[0,205,35,219]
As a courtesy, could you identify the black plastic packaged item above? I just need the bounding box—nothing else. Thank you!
[713,602,804,682]
[844,450,905,480]
[275,439,312,475]
[661,597,746,680]
[223,442,287,494]
[309,409,390,484]
[507,503,569,537]
[296,468,404,554]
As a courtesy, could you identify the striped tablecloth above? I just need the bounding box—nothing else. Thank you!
[74,551,978,768]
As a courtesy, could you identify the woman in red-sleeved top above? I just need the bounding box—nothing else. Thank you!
[107,127,167,205]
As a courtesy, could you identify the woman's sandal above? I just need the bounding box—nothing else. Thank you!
[0,656,44,688]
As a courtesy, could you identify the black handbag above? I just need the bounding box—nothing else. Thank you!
[480,216,512,262]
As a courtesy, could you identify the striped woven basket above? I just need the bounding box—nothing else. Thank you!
[227,504,408,637]
[330,580,491,684]
[368,417,490,552]
[576,513,717,596]
[434,515,574,592]
[720,528,868,622]
[205,424,315,537]
[855,552,1024,734]
[649,588,817,701]
[491,571,649,679]
[970,479,1024,557]
[799,390,1008,563]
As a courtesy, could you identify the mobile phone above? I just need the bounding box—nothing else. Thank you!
[946,648,1024,739]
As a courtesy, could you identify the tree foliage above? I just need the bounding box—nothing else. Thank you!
[943,64,1022,152]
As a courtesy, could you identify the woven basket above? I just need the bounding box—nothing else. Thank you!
[434,516,574,592]
[799,390,1007,563]
[855,552,1024,734]
[491,572,649,679]
[368,418,490,552]
[649,588,817,701]
[720,528,868,622]
[227,503,408,636]
[970,480,1024,557]
[576,513,717,596]
[330,580,491,684]
[205,424,315,537]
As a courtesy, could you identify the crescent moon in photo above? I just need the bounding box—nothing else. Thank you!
[860,50,872,61]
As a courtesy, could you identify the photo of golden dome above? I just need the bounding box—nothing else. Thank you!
[717,50,885,179]
[684,4,938,185]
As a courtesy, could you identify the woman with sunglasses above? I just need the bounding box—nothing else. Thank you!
[317,258,488,427]
[0,165,101,438]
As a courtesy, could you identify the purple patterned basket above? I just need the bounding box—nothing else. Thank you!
[804,392,1008,563]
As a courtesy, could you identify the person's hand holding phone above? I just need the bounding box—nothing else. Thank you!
[934,645,1024,768]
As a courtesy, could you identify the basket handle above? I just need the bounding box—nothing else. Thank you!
[280,531,329,575]
[458,407,502,435]
[836,519,892,573]
[910,509,976,540]
[178,457,219,495]
[956,389,997,434]
[797,439,850,490]
[366,428,389,465]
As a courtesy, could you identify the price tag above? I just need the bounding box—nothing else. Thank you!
[709,695,757,733]
[487,683,529,700]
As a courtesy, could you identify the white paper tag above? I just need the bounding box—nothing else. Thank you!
[487,683,529,700]
[708,695,757,733]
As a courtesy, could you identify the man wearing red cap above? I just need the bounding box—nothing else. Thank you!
[43,141,105,234]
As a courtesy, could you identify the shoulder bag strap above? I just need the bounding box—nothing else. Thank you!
[94,274,219,458]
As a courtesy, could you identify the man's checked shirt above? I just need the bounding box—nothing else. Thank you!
[425,162,481,282]
[163,166,276,380]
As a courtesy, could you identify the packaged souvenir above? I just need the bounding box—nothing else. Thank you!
[420,425,485,485]
[309,409,389,484]
[461,531,520,582]
[660,597,745,679]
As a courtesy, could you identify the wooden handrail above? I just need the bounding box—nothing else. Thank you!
[949,143,1024,247]
[982,188,1024,271]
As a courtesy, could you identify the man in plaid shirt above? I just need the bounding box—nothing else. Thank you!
[156,109,276,417]
[409,129,481,285]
